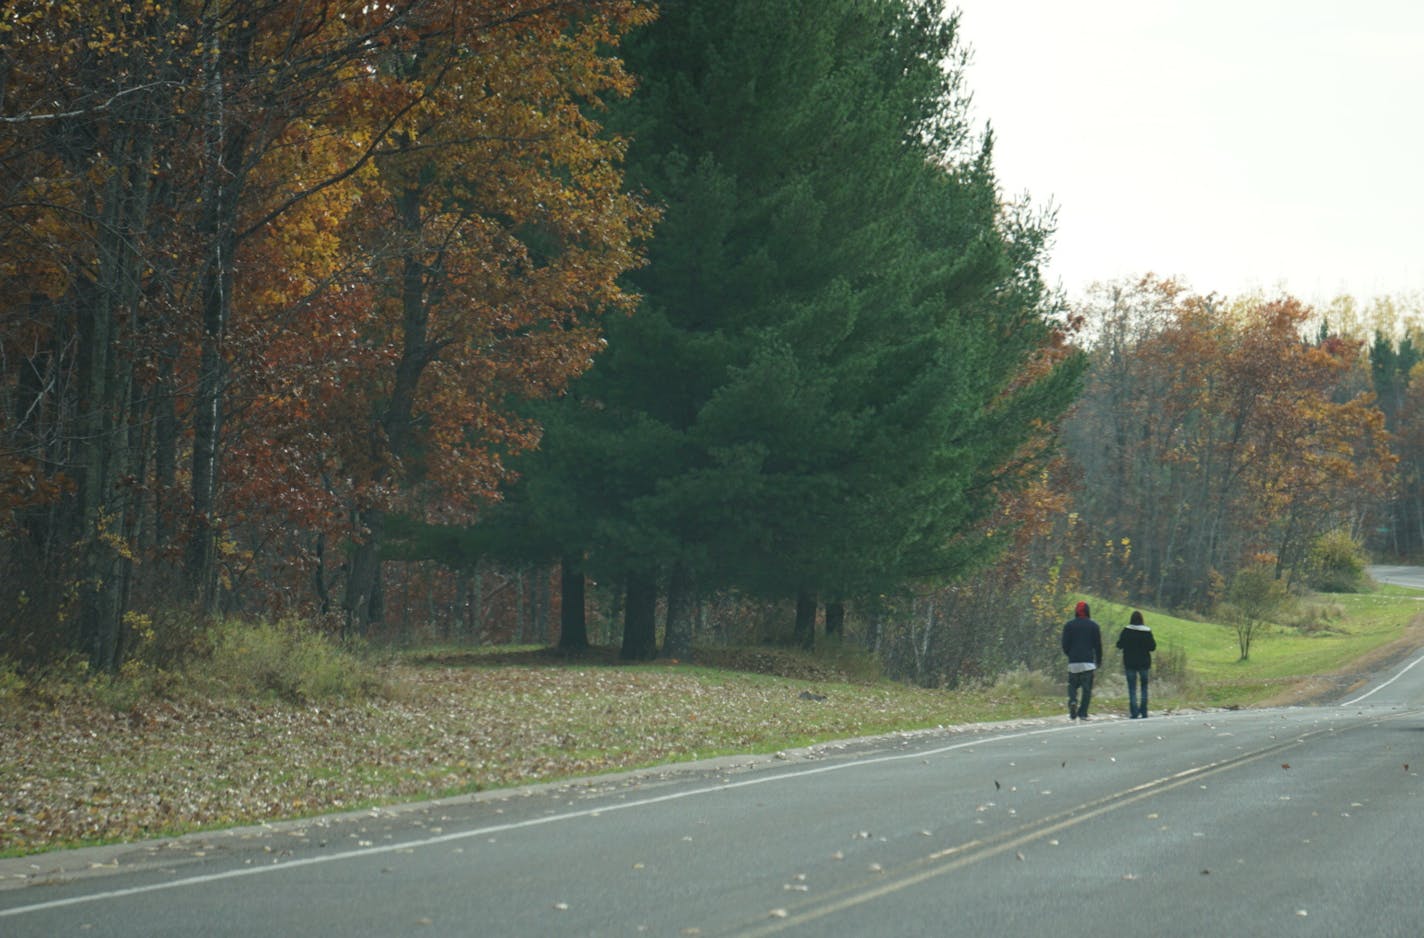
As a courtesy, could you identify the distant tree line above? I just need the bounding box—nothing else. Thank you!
[1061,276,1411,612]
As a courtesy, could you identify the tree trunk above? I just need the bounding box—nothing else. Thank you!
[662,560,694,661]
[343,507,385,637]
[516,567,528,643]
[75,112,154,671]
[865,614,881,654]
[313,531,332,616]
[620,573,658,661]
[558,555,589,652]
[794,589,817,651]
[531,564,549,643]
[824,600,845,639]
[152,343,178,549]
[343,183,430,634]
[186,20,252,611]
[471,564,484,641]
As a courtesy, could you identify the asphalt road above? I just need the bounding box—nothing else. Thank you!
[4,575,1423,937]
[1369,564,1424,592]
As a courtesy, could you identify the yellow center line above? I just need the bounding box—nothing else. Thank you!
[730,724,1348,937]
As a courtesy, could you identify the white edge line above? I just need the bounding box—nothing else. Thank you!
[1341,651,1424,705]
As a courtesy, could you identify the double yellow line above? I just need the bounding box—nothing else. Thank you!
[729,728,1324,936]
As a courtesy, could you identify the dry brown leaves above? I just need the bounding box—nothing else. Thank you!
[0,661,1032,856]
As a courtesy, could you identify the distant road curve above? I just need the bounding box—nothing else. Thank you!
[1367,564,1424,591]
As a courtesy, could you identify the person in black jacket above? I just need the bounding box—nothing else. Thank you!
[1116,610,1157,718]
[1061,601,1102,721]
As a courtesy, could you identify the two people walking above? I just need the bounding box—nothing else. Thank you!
[1061,602,1156,720]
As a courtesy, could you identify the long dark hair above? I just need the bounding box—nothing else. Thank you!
[1130,610,1144,625]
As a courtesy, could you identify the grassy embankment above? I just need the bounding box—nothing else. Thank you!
[1087,586,1424,709]
[2,584,1421,857]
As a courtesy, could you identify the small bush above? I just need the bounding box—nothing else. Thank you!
[812,637,883,684]
[1154,641,1188,683]
[199,617,386,704]
[85,668,149,712]
[990,667,1059,697]
[0,657,25,708]
[24,654,94,706]
[130,608,211,669]
[1285,601,1345,634]
[1304,529,1369,593]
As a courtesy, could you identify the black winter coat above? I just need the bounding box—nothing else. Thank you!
[1116,625,1156,670]
[1061,617,1102,667]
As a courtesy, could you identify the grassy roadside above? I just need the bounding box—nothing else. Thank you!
[1088,587,1424,708]
[2,586,1421,858]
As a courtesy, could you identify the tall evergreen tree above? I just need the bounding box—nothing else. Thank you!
[504,0,1081,654]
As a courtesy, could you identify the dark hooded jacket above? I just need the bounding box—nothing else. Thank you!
[1061,602,1102,668]
[1116,622,1156,670]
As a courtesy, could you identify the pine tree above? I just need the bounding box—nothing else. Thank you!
[501,0,1082,653]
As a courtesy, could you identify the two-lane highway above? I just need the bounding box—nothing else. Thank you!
[4,583,1423,936]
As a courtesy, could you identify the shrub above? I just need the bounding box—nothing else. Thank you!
[1285,600,1345,635]
[199,617,386,704]
[1154,641,1188,684]
[0,657,24,708]
[990,667,1059,697]
[130,607,211,669]
[812,637,883,684]
[1304,529,1369,593]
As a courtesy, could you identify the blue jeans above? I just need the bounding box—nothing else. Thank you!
[1125,667,1150,717]
[1067,670,1095,718]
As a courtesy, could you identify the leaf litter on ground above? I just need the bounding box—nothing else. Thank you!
[2,652,1060,855]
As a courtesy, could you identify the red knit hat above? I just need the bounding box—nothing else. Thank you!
[1075,601,1090,617]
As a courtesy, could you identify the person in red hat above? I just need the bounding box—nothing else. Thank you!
[1061,601,1103,720]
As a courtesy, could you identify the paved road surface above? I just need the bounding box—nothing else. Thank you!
[1369,564,1424,591]
[4,575,1423,937]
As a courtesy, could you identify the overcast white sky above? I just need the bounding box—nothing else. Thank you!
[952,0,1424,305]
